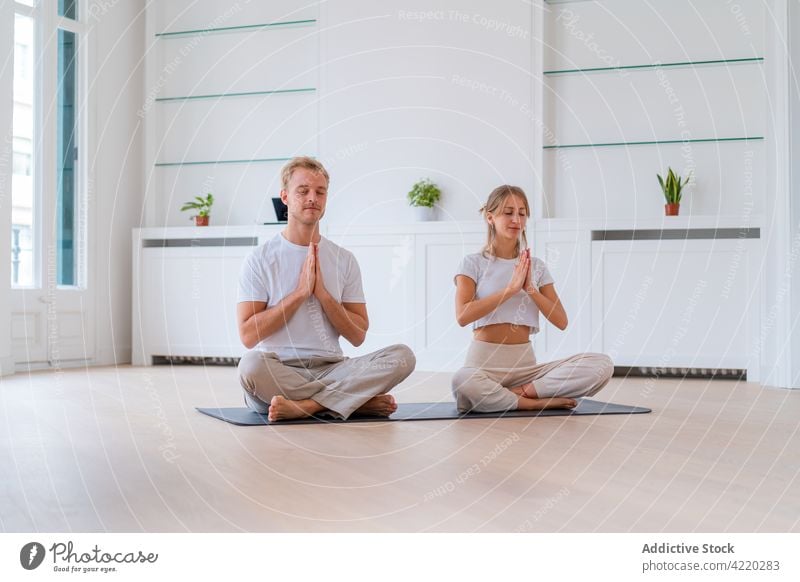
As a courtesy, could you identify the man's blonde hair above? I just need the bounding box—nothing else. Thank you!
[280,156,330,190]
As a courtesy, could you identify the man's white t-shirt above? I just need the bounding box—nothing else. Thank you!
[237,233,365,360]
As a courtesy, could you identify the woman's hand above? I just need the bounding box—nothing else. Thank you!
[524,250,539,294]
[506,249,530,296]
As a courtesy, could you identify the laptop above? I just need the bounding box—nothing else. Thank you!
[271,197,288,222]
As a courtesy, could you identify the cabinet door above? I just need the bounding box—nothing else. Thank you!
[327,233,415,357]
[138,245,252,362]
[591,238,759,376]
[414,233,485,372]
[533,228,590,362]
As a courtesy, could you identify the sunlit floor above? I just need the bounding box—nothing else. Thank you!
[1,364,798,532]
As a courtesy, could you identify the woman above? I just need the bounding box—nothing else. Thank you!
[452,185,613,413]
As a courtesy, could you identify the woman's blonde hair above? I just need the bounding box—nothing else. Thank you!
[480,185,530,258]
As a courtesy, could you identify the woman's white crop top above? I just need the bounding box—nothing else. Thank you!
[455,252,554,334]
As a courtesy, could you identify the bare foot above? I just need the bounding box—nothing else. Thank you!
[354,394,398,417]
[516,396,577,411]
[268,395,325,421]
[509,382,537,398]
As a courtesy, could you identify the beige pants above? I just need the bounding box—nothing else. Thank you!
[238,344,415,419]
[451,340,614,413]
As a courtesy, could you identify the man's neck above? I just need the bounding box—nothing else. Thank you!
[282,220,321,246]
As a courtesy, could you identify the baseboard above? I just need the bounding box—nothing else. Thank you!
[95,346,132,367]
[0,355,16,377]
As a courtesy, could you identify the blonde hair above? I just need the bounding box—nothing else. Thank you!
[480,185,530,258]
[280,156,330,190]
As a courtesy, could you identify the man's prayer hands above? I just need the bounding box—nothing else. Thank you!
[297,243,316,299]
[313,243,330,301]
[296,243,330,300]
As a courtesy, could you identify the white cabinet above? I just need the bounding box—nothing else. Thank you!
[326,232,416,358]
[534,226,590,362]
[591,235,760,379]
[413,233,485,371]
[132,220,761,380]
[327,226,484,372]
[132,226,281,366]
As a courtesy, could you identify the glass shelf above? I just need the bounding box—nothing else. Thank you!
[543,136,764,150]
[544,57,763,76]
[155,157,293,167]
[155,87,316,103]
[156,19,316,38]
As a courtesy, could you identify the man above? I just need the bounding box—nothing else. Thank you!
[236,156,416,421]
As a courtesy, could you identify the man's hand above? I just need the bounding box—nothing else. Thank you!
[313,243,330,301]
[296,243,316,299]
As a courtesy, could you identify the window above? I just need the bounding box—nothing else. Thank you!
[57,27,78,286]
[14,43,29,80]
[58,0,77,20]
[11,0,87,289]
[11,12,35,287]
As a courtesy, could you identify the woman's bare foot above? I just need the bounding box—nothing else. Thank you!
[509,382,538,398]
[516,396,577,411]
[354,394,398,417]
[268,395,325,421]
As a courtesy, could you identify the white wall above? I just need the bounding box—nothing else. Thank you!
[319,0,535,226]
[89,0,146,366]
[0,0,14,375]
[129,0,800,386]
[786,0,800,388]
[143,0,536,227]
[543,0,767,219]
[144,0,320,227]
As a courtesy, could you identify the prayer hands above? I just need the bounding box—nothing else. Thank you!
[507,248,531,295]
[312,243,329,300]
[297,243,316,299]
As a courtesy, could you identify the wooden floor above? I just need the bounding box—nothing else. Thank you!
[1,364,799,532]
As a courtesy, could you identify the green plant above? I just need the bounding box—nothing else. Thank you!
[657,168,691,204]
[407,178,441,208]
[180,193,214,218]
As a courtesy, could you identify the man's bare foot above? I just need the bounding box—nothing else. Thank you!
[268,395,325,421]
[516,396,577,411]
[354,394,398,417]
[509,382,538,398]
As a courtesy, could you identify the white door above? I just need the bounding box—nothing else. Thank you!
[10,2,94,369]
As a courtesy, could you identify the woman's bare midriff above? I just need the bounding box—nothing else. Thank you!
[473,323,531,345]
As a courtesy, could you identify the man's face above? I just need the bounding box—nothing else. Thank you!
[281,167,328,226]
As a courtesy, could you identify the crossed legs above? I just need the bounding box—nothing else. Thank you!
[238,344,416,421]
[452,351,614,414]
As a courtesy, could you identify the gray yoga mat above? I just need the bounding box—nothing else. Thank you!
[196,399,651,426]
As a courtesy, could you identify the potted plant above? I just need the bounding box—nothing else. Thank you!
[657,168,690,216]
[407,178,441,221]
[180,193,214,226]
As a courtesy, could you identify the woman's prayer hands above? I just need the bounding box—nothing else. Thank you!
[506,248,531,296]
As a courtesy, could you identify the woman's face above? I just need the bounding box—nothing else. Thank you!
[488,194,528,241]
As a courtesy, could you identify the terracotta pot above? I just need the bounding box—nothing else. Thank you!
[195,215,210,226]
[664,203,680,216]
